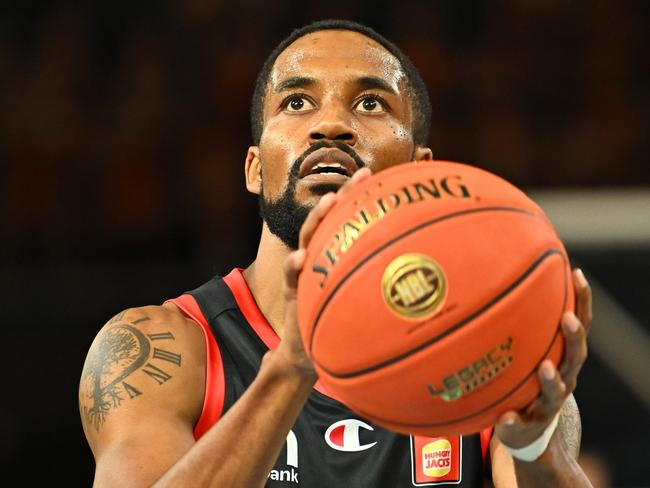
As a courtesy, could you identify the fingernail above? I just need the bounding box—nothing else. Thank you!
[294,249,306,263]
[320,192,335,206]
[563,311,580,333]
[352,168,366,181]
[575,268,587,287]
[541,360,555,380]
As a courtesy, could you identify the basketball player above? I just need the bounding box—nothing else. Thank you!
[79,20,593,487]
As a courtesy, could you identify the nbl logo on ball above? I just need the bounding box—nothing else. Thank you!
[382,253,447,320]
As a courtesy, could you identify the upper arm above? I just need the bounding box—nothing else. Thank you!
[78,305,206,487]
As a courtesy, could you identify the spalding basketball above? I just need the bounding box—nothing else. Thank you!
[297,160,573,436]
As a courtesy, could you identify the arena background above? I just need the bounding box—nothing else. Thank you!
[1,1,648,486]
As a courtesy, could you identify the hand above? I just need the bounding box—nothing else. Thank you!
[276,168,374,375]
[494,268,592,448]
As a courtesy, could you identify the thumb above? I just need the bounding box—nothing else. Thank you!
[283,248,306,301]
[494,410,527,448]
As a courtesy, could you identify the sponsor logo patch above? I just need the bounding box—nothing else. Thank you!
[268,430,299,484]
[411,435,462,485]
[325,419,378,452]
[422,439,452,477]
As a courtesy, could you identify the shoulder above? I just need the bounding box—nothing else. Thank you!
[79,305,206,448]
[88,304,206,357]
[82,305,206,389]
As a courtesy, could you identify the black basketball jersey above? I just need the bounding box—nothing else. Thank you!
[168,269,493,487]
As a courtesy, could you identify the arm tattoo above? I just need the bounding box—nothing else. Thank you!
[79,315,181,431]
[107,310,126,325]
[557,395,582,459]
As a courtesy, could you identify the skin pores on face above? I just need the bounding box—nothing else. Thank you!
[257,30,420,207]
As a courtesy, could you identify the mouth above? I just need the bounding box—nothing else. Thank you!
[298,147,360,182]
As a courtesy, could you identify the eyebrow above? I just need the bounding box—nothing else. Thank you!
[273,76,315,93]
[356,76,398,95]
[273,75,398,96]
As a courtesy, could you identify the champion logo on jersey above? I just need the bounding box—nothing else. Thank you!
[325,419,378,452]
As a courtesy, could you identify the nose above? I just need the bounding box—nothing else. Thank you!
[308,101,358,145]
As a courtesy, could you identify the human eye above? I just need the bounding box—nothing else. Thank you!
[282,94,316,113]
[353,94,388,114]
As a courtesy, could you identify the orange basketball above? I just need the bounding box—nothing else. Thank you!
[297,160,574,436]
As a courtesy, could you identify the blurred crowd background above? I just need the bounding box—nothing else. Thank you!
[1,1,648,486]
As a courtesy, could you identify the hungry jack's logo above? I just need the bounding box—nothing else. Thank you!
[422,439,452,477]
[411,435,462,485]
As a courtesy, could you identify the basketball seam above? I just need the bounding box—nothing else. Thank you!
[317,247,562,378]
[309,206,545,353]
[349,329,564,429]
[317,249,569,429]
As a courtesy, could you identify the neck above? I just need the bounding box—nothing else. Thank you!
[242,223,293,338]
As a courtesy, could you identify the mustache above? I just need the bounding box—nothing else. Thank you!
[289,141,366,179]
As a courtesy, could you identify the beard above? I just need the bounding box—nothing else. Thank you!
[258,181,311,251]
[258,141,365,250]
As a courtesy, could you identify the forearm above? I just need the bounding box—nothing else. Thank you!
[512,433,593,488]
[153,350,316,488]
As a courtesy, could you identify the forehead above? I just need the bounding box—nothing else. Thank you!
[268,30,406,92]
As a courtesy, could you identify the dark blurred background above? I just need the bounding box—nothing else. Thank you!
[1,1,649,486]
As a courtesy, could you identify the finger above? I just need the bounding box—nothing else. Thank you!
[523,359,567,420]
[337,166,372,199]
[495,405,557,450]
[495,409,522,431]
[493,410,531,448]
[495,362,568,449]
[497,409,524,430]
[537,359,567,411]
[298,168,373,250]
[573,268,593,334]
[298,192,338,250]
[283,249,307,298]
[558,311,587,388]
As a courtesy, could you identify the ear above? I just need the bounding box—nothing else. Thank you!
[414,146,433,161]
[245,146,262,195]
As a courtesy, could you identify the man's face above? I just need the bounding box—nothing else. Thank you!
[251,29,431,248]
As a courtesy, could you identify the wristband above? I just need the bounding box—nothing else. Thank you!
[503,412,560,462]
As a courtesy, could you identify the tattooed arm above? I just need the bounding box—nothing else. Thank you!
[79,175,368,488]
[79,305,206,486]
[79,300,317,488]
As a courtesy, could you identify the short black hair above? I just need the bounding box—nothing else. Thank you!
[250,19,432,147]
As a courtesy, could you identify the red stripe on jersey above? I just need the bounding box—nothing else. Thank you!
[223,268,342,401]
[223,269,279,349]
[480,426,494,464]
[165,294,225,440]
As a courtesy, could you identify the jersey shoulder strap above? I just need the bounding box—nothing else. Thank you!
[165,275,235,439]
